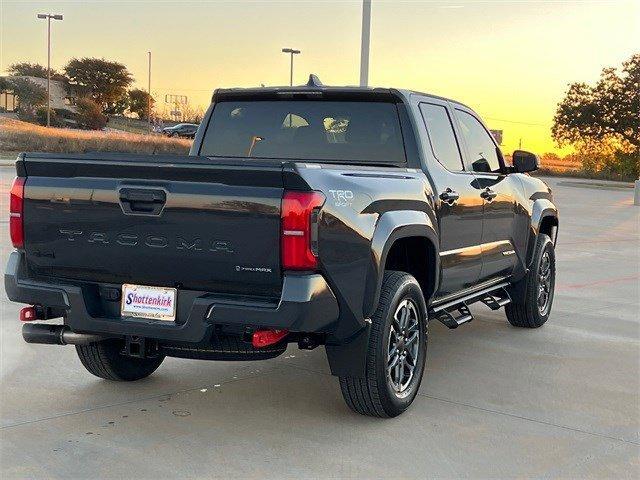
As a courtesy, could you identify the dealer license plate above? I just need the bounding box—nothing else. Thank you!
[121,284,177,321]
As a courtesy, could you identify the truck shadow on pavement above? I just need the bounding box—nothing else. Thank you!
[68,308,512,425]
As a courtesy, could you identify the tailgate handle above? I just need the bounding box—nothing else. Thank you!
[119,188,166,216]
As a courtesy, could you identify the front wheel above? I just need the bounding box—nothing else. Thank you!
[339,271,428,417]
[506,233,556,328]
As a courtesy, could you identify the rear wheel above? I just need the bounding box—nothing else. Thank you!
[506,233,556,328]
[76,339,164,381]
[339,271,427,417]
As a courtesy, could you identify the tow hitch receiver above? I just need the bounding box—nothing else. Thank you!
[124,336,160,358]
[252,329,289,348]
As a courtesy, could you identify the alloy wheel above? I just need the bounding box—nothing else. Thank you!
[387,298,421,397]
[537,250,553,315]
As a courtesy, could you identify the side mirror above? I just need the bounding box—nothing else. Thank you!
[512,150,539,173]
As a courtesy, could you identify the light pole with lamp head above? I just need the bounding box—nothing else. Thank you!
[37,13,63,127]
[281,48,301,87]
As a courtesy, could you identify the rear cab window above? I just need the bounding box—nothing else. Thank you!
[199,100,406,165]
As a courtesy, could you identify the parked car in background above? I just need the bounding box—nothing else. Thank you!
[161,123,199,138]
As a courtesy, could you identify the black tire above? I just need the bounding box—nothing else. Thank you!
[76,339,164,381]
[506,233,556,328]
[339,271,428,418]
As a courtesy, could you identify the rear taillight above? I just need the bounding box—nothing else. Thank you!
[281,191,325,270]
[9,177,25,249]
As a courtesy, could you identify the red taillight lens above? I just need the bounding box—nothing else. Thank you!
[281,191,325,270]
[19,306,37,322]
[252,329,289,348]
[9,177,25,249]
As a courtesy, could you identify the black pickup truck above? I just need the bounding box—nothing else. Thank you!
[5,76,558,417]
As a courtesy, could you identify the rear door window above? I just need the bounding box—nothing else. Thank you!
[200,100,406,164]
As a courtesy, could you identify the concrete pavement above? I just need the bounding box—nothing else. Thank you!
[0,166,638,479]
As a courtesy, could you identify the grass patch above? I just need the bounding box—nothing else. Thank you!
[0,117,191,155]
[108,116,156,135]
[539,154,582,173]
[534,152,638,182]
[532,168,635,183]
[534,153,635,182]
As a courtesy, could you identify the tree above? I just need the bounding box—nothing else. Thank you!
[128,88,154,119]
[111,95,130,116]
[552,53,639,152]
[5,78,47,122]
[177,102,205,123]
[75,97,107,130]
[7,62,67,82]
[64,58,133,113]
[35,106,62,127]
[8,78,47,109]
[552,53,639,179]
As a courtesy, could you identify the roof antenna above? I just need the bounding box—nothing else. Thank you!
[306,74,323,87]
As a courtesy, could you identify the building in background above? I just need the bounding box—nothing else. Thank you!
[0,88,17,112]
[0,76,76,112]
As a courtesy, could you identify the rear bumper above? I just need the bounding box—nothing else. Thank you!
[4,251,339,343]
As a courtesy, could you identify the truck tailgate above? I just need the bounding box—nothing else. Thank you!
[20,154,285,298]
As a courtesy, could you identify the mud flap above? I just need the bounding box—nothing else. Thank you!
[325,325,370,377]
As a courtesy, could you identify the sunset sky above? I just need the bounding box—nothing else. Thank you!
[1,0,638,154]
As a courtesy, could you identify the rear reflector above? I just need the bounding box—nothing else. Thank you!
[9,177,25,249]
[252,329,289,348]
[19,306,37,322]
[281,191,325,270]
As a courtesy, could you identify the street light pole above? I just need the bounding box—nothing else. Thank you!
[46,17,50,125]
[37,13,63,127]
[148,51,152,133]
[359,0,371,87]
[281,48,301,86]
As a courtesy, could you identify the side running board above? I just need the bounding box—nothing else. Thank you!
[479,289,512,310]
[430,283,511,329]
[432,303,474,329]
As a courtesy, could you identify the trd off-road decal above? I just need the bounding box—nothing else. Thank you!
[328,189,354,208]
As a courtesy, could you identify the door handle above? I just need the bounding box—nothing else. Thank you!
[119,188,166,216]
[439,188,460,205]
[480,188,498,201]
